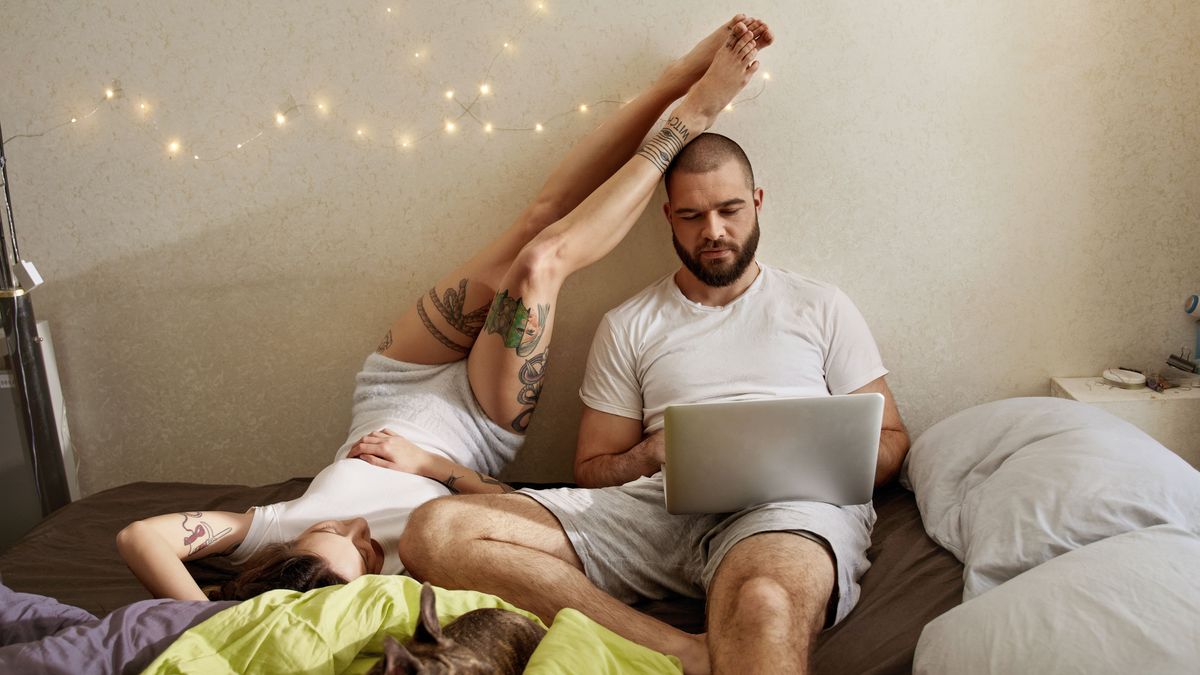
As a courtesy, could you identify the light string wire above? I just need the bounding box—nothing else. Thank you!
[3,3,769,162]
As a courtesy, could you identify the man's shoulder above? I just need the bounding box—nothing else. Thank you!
[600,271,676,325]
[760,263,844,303]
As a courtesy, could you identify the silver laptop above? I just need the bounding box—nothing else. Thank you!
[663,393,883,514]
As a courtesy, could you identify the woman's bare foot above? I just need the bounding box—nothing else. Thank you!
[658,15,748,97]
[673,23,761,132]
[744,17,775,49]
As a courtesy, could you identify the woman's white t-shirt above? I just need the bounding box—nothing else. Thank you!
[228,458,449,575]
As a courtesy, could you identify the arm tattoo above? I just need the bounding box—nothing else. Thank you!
[437,472,463,494]
[484,290,550,357]
[180,512,233,556]
[475,471,515,493]
[376,330,393,353]
[510,350,549,433]
[636,116,690,173]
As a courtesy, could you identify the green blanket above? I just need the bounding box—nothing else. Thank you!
[144,576,682,674]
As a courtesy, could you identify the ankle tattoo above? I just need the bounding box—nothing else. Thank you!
[637,116,691,173]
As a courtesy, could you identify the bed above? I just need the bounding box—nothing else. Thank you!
[0,476,964,674]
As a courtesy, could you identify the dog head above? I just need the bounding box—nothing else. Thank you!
[367,582,546,675]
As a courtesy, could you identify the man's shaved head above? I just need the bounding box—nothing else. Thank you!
[664,133,755,198]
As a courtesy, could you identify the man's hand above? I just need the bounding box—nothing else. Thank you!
[347,429,435,476]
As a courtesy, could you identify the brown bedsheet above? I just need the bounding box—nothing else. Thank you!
[0,480,962,674]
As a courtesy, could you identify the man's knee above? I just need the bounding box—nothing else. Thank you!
[400,496,479,578]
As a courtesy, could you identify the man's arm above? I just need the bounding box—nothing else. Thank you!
[116,510,252,600]
[574,406,660,488]
[851,375,910,487]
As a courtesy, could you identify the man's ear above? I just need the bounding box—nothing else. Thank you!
[413,582,444,643]
[662,201,673,225]
[753,186,764,212]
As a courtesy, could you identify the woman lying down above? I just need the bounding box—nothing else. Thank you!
[113,14,765,604]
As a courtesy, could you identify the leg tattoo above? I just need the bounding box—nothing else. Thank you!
[376,330,393,353]
[415,279,492,354]
[510,350,549,433]
[484,290,550,357]
[636,116,691,173]
[417,296,470,354]
[429,279,490,339]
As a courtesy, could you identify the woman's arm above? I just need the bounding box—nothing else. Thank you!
[347,430,516,494]
[116,510,253,600]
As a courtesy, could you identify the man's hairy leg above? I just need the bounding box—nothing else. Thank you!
[706,533,834,674]
[401,495,711,675]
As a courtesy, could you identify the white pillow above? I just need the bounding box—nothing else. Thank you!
[913,526,1200,675]
[903,397,1200,599]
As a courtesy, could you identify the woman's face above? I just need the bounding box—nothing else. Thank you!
[294,517,384,580]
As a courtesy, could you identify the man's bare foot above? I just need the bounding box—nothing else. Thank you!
[672,23,761,132]
[658,15,748,97]
[676,633,711,675]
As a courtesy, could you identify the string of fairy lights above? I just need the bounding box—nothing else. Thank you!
[2,2,769,164]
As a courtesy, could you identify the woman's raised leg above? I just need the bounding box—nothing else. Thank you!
[377,16,768,365]
[468,24,766,432]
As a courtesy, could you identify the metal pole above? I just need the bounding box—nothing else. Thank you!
[0,124,71,515]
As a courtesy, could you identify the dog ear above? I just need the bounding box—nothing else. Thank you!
[413,582,444,644]
[377,636,422,675]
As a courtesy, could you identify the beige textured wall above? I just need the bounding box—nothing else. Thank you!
[1,1,1196,495]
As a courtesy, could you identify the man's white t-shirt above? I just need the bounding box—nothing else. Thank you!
[580,263,887,433]
[228,458,449,575]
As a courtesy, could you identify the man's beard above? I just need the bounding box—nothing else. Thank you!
[672,219,761,288]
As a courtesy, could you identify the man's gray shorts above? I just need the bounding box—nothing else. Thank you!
[519,472,875,626]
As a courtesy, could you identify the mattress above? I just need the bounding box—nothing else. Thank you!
[0,479,962,674]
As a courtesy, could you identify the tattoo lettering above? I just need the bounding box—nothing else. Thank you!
[438,472,463,494]
[510,350,549,433]
[417,296,470,354]
[484,290,550,357]
[428,279,490,339]
[636,117,690,173]
[376,330,393,353]
[180,512,232,556]
[475,471,515,493]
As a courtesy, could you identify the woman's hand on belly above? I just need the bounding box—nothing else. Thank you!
[347,429,436,476]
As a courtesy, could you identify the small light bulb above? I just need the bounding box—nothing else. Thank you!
[70,117,77,123]
[386,7,392,12]
[535,123,544,132]
[167,140,181,153]
[536,2,545,10]
[105,88,114,99]
[445,90,455,100]
[139,102,147,110]
[445,120,457,133]
[724,103,734,111]
[193,155,200,160]
[414,52,421,58]
[484,122,494,133]
[357,129,365,136]
[579,104,588,113]
[480,83,491,95]
[237,143,243,149]
[400,137,411,148]
[503,42,511,49]
[762,71,771,80]
[275,112,287,126]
